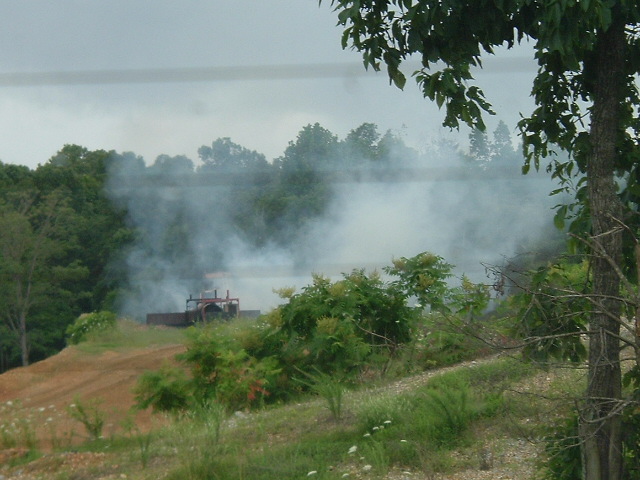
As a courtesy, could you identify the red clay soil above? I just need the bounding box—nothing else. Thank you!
[0,344,185,451]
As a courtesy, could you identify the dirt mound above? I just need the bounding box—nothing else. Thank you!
[0,344,185,450]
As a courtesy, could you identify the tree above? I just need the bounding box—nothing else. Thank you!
[468,128,491,166]
[34,146,133,312]
[491,120,516,164]
[0,193,72,366]
[197,137,269,174]
[320,1,640,479]
[342,122,381,166]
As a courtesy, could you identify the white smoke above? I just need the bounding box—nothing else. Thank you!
[105,138,562,319]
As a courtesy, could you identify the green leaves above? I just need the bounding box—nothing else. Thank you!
[510,260,589,363]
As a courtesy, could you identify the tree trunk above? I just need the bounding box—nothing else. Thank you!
[19,312,28,367]
[581,15,625,480]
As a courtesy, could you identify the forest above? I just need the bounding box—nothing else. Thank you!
[0,119,537,373]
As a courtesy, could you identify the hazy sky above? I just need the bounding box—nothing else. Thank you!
[0,1,537,168]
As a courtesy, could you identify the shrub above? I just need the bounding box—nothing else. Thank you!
[177,326,283,410]
[539,409,640,480]
[66,311,117,345]
[538,414,582,480]
[134,364,193,413]
[137,252,499,413]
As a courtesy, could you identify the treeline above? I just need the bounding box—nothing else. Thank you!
[0,121,520,372]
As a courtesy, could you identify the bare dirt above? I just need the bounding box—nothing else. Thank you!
[0,344,185,451]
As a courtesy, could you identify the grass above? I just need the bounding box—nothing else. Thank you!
[2,358,555,480]
[66,356,541,480]
[1,319,580,480]
[73,319,188,353]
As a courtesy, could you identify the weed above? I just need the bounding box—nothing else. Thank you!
[164,401,227,479]
[67,396,106,440]
[121,414,154,469]
[295,369,347,421]
[0,400,41,450]
[360,439,389,475]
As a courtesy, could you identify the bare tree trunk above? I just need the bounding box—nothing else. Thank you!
[19,312,28,367]
[581,14,625,480]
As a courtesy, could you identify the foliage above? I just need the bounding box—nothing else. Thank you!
[320,2,640,477]
[273,269,416,377]
[133,364,192,413]
[294,368,347,420]
[622,407,640,480]
[538,406,640,480]
[385,252,490,318]
[135,252,493,414]
[0,191,81,366]
[65,311,117,345]
[411,314,489,368]
[0,148,132,371]
[135,326,283,413]
[385,252,455,312]
[539,414,582,480]
[178,326,282,410]
[509,260,589,363]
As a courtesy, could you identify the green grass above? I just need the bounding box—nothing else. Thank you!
[73,319,188,353]
[113,356,538,480]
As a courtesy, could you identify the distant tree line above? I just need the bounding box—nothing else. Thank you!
[0,121,522,372]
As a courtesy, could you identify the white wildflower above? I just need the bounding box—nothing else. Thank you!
[348,445,357,454]
[363,433,371,438]
[384,420,392,424]
[307,471,317,476]
[362,465,372,472]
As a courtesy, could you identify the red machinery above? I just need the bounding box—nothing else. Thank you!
[186,289,240,322]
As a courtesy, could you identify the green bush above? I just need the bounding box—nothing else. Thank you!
[137,252,499,414]
[270,269,419,380]
[65,311,117,345]
[178,326,283,410]
[538,415,582,480]
[539,409,640,480]
[134,364,193,413]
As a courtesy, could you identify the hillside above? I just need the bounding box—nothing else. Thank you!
[0,343,186,451]
[0,328,558,480]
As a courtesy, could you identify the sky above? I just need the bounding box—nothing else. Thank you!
[0,1,537,169]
